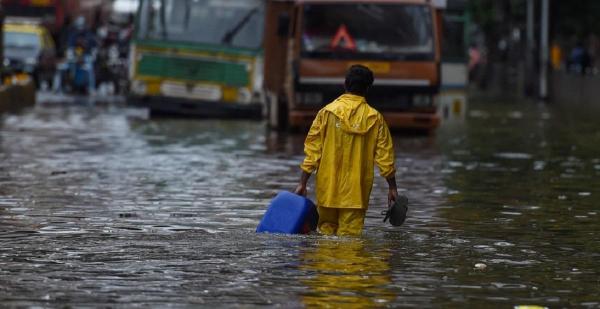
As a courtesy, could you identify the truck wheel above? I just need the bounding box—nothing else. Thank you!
[32,71,41,88]
[277,95,289,131]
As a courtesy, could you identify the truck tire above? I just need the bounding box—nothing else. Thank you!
[277,95,289,130]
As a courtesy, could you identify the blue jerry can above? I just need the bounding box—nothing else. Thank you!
[256,191,318,234]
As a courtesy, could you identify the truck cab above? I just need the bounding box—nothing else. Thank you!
[129,0,265,118]
[264,0,442,131]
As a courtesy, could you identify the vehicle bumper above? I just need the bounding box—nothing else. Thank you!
[382,111,441,130]
[289,110,440,131]
[128,95,263,119]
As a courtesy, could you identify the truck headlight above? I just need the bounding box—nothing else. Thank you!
[296,92,323,105]
[237,88,252,103]
[131,80,147,94]
[413,95,432,107]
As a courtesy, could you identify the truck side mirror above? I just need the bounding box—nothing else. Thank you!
[277,13,290,37]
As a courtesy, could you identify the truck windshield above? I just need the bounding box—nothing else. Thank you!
[136,0,264,49]
[4,32,41,50]
[302,4,434,60]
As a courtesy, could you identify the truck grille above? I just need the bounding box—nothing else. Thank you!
[137,53,250,87]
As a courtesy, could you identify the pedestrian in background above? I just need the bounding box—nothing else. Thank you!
[551,41,563,71]
[568,41,590,74]
[295,65,398,236]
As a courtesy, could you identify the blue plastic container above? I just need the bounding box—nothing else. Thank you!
[256,191,318,234]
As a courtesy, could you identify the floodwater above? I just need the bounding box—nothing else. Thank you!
[1,95,599,307]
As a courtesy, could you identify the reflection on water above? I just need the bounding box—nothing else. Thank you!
[0,99,599,307]
[300,238,393,308]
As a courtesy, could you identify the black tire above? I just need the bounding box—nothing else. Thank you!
[32,71,41,88]
[277,95,289,131]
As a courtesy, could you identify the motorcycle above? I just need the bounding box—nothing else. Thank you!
[53,44,96,95]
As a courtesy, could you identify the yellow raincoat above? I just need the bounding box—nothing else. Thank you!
[301,93,396,210]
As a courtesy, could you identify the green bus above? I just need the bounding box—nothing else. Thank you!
[129,0,265,118]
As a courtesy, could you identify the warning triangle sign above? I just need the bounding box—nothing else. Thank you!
[329,24,356,50]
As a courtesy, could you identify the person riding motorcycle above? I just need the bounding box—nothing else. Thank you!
[53,16,98,94]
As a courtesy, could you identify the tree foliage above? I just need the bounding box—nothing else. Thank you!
[468,0,600,38]
[554,0,600,39]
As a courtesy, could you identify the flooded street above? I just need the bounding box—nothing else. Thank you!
[1,96,599,307]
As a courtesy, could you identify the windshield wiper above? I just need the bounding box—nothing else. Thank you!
[221,7,259,45]
[160,0,167,39]
[183,0,191,30]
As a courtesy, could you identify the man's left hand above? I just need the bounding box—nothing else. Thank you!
[388,188,398,206]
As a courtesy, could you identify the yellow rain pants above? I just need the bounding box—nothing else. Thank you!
[317,206,366,236]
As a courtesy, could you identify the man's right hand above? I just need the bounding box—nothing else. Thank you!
[294,184,307,196]
[294,171,311,196]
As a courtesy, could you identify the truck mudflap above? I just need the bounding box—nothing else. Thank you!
[289,109,440,131]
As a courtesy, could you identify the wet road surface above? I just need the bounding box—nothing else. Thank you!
[1,96,599,307]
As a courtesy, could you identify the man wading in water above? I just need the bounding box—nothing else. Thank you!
[295,65,398,236]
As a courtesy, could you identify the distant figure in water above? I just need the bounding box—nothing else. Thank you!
[294,65,398,236]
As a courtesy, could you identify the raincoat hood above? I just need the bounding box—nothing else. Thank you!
[324,93,379,135]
